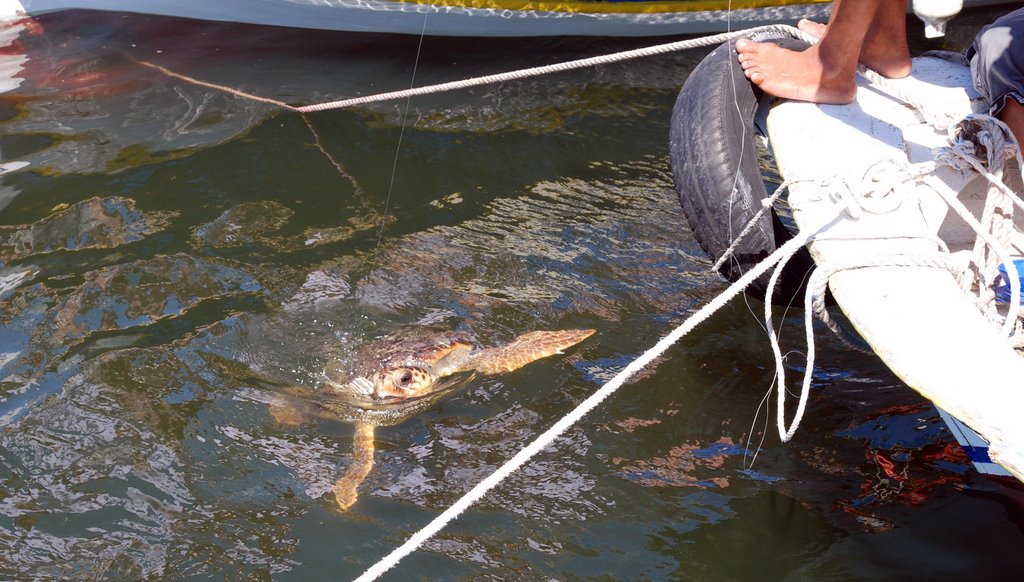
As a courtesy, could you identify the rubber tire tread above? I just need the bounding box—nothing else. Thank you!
[669,37,814,305]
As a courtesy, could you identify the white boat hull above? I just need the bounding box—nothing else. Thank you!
[0,0,837,37]
[768,54,1024,482]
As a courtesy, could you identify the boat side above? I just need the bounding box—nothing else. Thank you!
[768,55,1024,481]
[1,0,835,36]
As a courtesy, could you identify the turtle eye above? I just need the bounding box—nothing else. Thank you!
[399,371,413,386]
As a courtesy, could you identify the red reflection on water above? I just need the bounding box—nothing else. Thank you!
[29,56,149,97]
[836,441,970,530]
[0,16,146,99]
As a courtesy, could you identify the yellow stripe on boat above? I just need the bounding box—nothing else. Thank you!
[397,0,831,15]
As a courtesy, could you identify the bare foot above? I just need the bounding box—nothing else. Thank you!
[735,38,858,104]
[860,40,912,79]
[798,18,827,40]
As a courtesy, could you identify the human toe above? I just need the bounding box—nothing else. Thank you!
[797,19,826,38]
[735,38,755,52]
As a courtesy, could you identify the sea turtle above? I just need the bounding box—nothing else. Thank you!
[270,326,594,510]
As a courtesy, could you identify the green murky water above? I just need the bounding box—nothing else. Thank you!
[0,8,1022,580]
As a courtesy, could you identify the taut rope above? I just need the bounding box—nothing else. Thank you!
[134,25,816,114]
[136,22,1024,577]
[354,228,822,582]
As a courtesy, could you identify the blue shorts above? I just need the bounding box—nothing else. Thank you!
[968,8,1024,117]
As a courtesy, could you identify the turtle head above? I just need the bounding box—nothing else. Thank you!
[372,366,435,400]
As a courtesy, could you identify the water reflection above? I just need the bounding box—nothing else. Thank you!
[0,8,1021,581]
[0,196,175,260]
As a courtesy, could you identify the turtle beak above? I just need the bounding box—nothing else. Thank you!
[372,376,406,400]
[372,367,431,400]
[327,376,374,396]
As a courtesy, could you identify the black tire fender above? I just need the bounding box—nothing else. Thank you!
[669,37,814,305]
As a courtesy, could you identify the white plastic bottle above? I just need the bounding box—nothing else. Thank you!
[912,0,965,38]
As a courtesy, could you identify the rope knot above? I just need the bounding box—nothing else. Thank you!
[948,113,1020,171]
[933,139,977,171]
[829,158,909,219]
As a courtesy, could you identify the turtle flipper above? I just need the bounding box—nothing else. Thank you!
[333,422,375,511]
[269,391,376,510]
[461,329,594,374]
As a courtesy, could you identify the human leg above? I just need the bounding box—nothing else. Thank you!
[797,15,910,79]
[1001,100,1024,149]
[858,0,911,79]
[735,0,908,104]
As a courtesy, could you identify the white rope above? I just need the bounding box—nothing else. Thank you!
[762,159,1021,439]
[926,174,1021,334]
[761,227,817,442]
[929,116,1024,335]
[751,112,1024,441]
[760,112,1024,441]
[299,25,815,113]
[712,177,801,272]
[857,64,960,129]
[135,25,813,114]
[716,155,918,278]
[769,252,961,442]
[354,228,821,582]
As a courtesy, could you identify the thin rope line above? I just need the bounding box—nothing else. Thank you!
[743,371,774,471]
[354,229,820,582]
[372,13,429,263]
[713,178,800,272]
[300,114,373,208]
[725,8,743,284]
[130,57,298,110]
[133,25,812,115]
[298,25,813,113]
